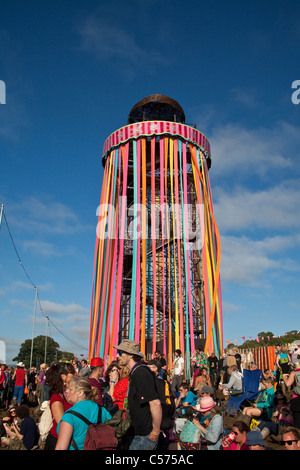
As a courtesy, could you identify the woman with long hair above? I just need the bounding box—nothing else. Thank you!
[108,365,130,410]
[191,396,223,450]
[43,361,75,450]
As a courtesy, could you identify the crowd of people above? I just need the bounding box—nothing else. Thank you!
[0,341,299,451]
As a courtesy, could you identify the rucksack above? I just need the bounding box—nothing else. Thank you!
[294,370,300,396]
[180,419,201,444]
[67,407,118,450]
[154,377,176,431]
[105,408,131,441]
[38,400,54,442]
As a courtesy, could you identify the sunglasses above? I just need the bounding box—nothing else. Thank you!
[281,439,298,446]
[117,350,125,356]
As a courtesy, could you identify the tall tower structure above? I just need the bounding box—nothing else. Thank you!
[89,95,222,375]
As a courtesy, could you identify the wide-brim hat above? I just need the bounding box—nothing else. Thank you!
[90,357,104,367]
[114,339,144,358]
[246,431,266,447]
[17,362,25,367]
[198,396,216,412]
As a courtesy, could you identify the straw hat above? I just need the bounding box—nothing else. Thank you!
[114,339,144,358]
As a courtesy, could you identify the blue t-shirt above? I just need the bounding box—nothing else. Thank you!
[57,400,111,450]
[257,386,275,419]
[184,391,198,406]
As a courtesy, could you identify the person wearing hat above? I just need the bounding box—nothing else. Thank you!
[12,362,27,405]
[191,396,223,450]
[87,357,104,407]
[114,339,162,451]
[245,430,273,450]
[199,385,215,396]
[194,385,216,408]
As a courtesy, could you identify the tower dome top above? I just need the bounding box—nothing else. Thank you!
[128,94,185,124]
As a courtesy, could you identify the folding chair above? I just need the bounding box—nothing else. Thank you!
[227,369,261,416]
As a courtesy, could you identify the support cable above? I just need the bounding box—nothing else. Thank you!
[1,206,88,352]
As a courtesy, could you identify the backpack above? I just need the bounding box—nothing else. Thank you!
[294,370,300,396]
[154,377,176,431]
[38,400,54,442]
[180,419,201,444]
[106,408,131,441]
[67,407,118,450]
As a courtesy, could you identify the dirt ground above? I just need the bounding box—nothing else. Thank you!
[0,392,286,451]
[216,389,285,451]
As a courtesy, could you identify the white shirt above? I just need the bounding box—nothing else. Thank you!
[174,357,184,376]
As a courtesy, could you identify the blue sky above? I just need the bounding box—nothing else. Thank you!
[1,0,300,364]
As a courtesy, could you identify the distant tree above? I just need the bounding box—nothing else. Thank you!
[13,335,60,367]
[283,330,300,344]
[236,330,300,350]
[59,351,74,362]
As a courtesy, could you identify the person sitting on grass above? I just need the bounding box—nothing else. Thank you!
[2,404,39,450]
[242,378,275,423]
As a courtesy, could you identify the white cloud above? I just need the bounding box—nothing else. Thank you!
[76,14,171,74]
[40,300,88,316]
[214,180,300,233]
[8,280,33,291]
[230,87,260,108]
[5,195,89,235]
[222,301,243,313]
[78,16,145,64]
[209,121,300,179]
[219,234,300,285]
[9,298,33,310]
[22,240,62,257]
[70,325,90,341]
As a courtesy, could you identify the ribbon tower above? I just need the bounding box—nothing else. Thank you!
[89,95,223,374]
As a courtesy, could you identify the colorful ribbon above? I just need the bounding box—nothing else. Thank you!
[89,124,222,368]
